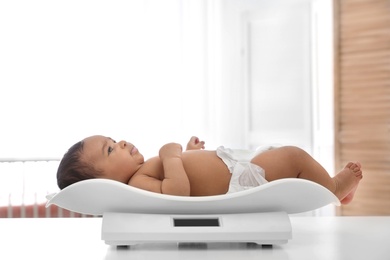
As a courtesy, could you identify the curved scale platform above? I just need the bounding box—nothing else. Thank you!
[46,178,340,215]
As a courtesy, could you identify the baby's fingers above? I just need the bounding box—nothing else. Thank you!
[196,139,205,149]
[187,136,205,150]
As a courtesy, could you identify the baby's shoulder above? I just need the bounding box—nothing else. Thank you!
[143,156,161,165]
[134,156,163,178]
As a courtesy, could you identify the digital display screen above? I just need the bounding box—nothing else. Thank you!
[173,218,220,227]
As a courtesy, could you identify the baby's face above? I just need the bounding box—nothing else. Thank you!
[82,135,144,184]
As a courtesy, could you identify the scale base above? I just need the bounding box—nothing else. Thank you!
[102,211,292,246]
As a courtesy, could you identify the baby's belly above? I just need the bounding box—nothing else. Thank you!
[181,150,231,196]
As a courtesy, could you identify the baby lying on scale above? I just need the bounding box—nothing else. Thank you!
[57,135,363,205]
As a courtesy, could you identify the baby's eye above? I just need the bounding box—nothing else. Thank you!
[108,146,114,155]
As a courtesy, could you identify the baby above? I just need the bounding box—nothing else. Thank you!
[57,135,363,204]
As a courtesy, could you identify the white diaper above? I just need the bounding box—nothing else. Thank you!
[216,146,275,193]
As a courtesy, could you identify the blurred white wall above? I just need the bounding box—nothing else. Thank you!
[0,0,333,160]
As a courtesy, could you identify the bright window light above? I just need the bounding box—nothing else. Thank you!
[0,0,209,160]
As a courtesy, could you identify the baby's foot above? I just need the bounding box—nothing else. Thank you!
[333,162,363,204]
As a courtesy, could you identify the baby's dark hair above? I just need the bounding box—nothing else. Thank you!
[57,140,103,190]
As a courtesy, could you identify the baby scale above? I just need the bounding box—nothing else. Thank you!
[46,178,339,246]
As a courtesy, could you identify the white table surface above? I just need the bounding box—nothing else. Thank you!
[0,216,389,260]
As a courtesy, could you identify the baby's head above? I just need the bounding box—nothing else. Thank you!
[56,140,103,190]
[57,135,144,189]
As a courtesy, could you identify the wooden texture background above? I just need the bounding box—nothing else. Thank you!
[334,0,390,215]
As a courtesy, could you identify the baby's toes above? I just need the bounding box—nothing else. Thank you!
[352,165,360,172]
[345,162,354,169]
[352,166,363,176]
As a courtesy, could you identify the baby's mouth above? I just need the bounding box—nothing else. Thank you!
[130,146,138,155]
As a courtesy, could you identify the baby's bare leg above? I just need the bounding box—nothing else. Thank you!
[250,146,362,204]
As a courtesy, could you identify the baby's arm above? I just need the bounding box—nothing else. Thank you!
[159,143,191,196]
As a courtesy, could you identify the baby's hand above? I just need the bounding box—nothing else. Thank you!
[159,143,183,161]
[186,136,205,150]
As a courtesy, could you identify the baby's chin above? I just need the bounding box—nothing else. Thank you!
[136,154,145,164]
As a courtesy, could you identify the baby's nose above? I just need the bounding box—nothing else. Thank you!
[118,140,127,148]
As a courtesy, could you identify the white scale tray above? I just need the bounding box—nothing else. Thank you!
[46,178,340,246]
